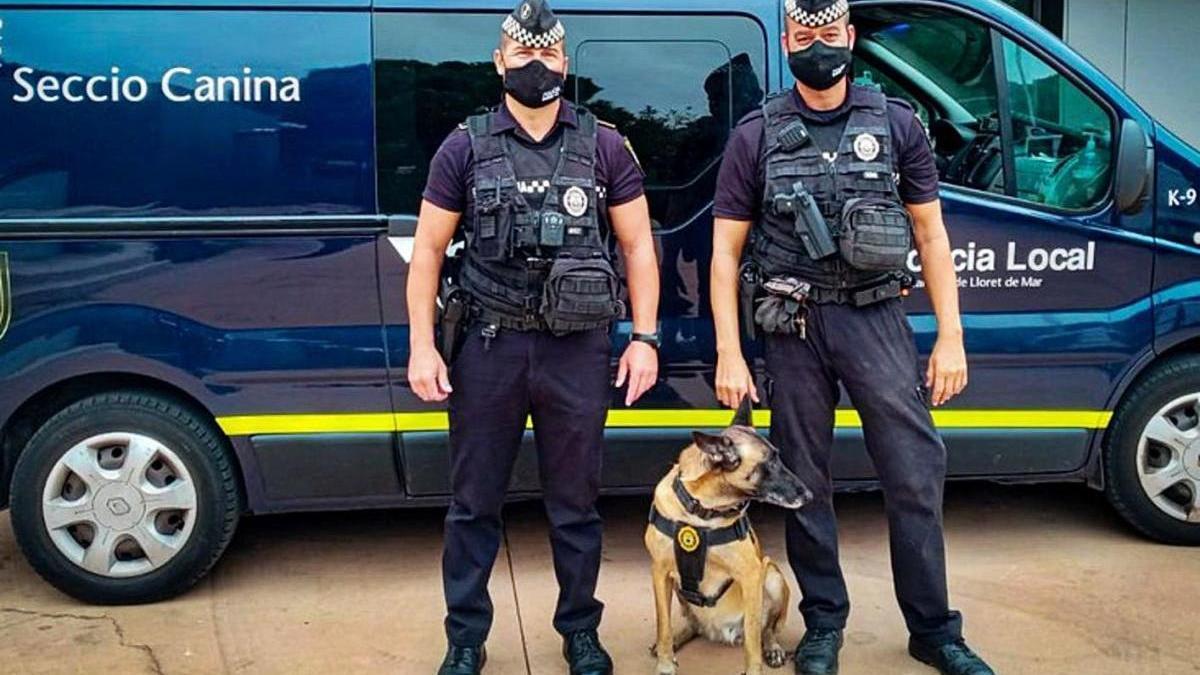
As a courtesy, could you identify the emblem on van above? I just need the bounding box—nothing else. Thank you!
[563,186,589,217]
[853,133,880,162]
[0,252,10,343]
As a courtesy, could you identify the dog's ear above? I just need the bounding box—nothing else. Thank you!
[691,431,742,471]
[731,395,753,427]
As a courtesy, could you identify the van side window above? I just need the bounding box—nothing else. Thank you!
[858,11,1007,196]
[856,7,1114,212]
[373,12,767,228]
[1001,37,1112,210]
[574,41,763,232]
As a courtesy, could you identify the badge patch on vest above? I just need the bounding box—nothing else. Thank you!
[853,133,881,162]
[677,525,701,553]
[563,185,589,217]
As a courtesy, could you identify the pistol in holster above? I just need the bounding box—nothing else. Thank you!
[770,181,837,261]
[437,280,468,364]
[738,261,761,341]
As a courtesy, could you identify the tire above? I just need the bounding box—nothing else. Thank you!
[1104,356,1200,545]
[9,390,241,603]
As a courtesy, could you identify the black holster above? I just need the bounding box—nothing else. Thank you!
[438,280,468,363]
[738,261,760,341]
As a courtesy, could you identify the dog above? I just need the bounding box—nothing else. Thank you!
[645,397,814,675]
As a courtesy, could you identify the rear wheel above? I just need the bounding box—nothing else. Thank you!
[10,391,241,603]
[1104,356,1200,545]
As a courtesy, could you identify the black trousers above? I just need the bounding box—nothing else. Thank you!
[442,323,611,647]
[764,297,963,646]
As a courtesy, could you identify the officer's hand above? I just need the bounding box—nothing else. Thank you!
[927,336,967,407]
[617,342,658,406]
[716,353,759,409]
[409,345,452,402]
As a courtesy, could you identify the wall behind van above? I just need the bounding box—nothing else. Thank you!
[1064,0,1200,148]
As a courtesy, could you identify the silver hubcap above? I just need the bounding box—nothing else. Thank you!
[41,432,198,577]
[1136,393,1200,524]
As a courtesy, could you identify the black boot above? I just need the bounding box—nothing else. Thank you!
[562,629,613,675]
[437,644,486,675]
[908,638,995,675]
[793,628,843,675]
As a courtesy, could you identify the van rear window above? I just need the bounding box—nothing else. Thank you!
[0,10,375,220]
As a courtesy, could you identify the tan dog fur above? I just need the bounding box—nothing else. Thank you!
[644,428,793,675]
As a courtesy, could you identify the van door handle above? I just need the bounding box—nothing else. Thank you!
[387,215,417,237]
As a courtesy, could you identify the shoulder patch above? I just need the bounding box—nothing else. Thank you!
[622,136,644,174]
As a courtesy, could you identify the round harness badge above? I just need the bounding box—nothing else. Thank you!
[563,185,589,218]
[677,525,701,553]
[853,133,881,162]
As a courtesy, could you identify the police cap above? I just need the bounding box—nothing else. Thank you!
[784,0,849,28]
[502,0,566,49]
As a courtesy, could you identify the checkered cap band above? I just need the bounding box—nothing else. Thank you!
[784,0,849,27]
[503,15,566,49]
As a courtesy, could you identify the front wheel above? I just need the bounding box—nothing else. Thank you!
[9,391,242,603]
[1104,356,1200,545]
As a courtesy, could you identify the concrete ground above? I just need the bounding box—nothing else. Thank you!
[1,483,1198,675]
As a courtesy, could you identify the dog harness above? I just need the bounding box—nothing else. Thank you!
[648,476,753,607]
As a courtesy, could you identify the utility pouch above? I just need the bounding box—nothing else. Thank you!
[754,276,812,336]
[540,257,624,336]
[474,179,513,261]
[839,197,913,271]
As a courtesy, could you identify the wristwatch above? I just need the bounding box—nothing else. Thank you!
[631,331,661,350]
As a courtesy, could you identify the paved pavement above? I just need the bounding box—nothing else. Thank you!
[1,483,1198,674]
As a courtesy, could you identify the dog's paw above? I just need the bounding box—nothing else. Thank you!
[763,645,788,668]
[655,659,678,675]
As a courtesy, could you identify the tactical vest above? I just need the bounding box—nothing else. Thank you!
[458,106,623,334]
[751,86,908,292]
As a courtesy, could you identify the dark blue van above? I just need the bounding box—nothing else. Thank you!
[1,0,1197,603]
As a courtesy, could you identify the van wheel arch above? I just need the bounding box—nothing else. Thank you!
[2,373,247,515]
[1103,354,1200,544]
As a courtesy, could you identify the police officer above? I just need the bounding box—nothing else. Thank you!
[710,1,993,674]
[407,2,660,673]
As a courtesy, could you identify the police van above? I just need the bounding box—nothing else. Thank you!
[1,0,1197,603]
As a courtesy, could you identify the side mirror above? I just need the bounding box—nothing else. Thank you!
[1114,118,1154,215]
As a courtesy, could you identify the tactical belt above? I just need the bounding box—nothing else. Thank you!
[807,275,911,307]
[648,505,752,607]
[471,306,547,332]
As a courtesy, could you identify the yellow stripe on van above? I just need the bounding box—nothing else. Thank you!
[216,409,1113,436]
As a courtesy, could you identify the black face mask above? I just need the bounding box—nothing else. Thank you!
[788,41,853,91]
[503,59,565,108]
